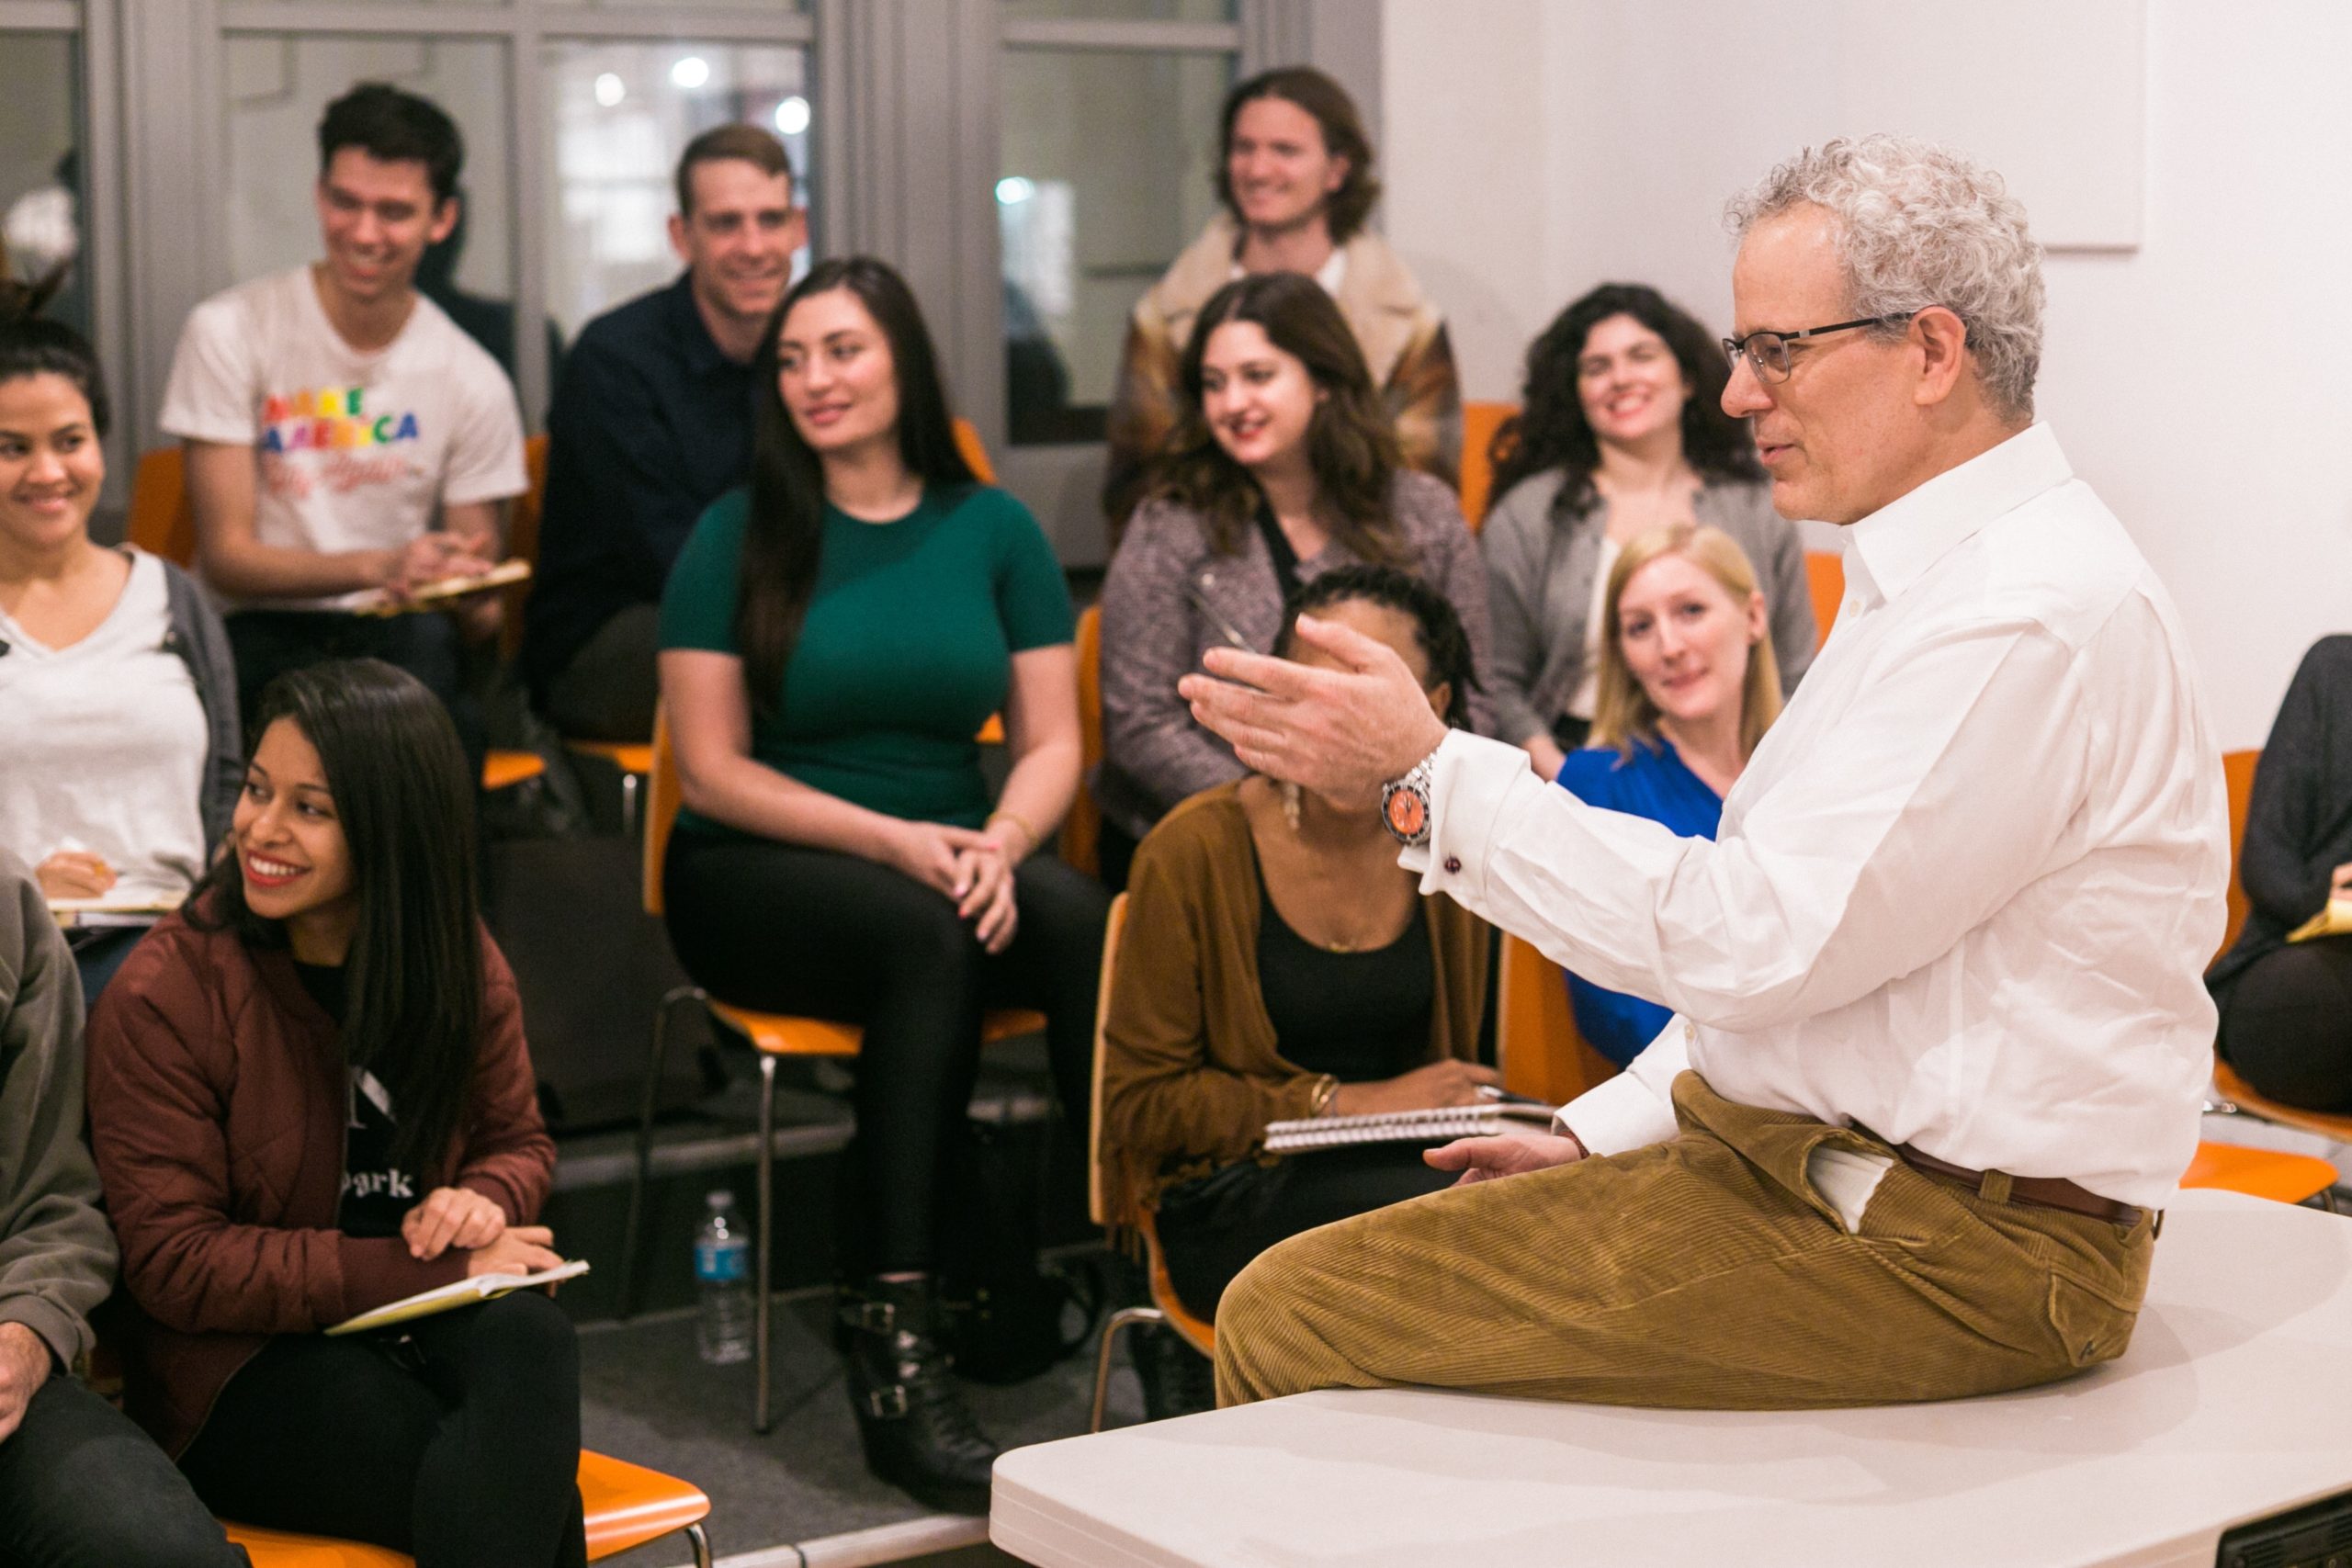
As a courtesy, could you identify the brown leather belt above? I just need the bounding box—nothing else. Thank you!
[1850,1126,2145,1228]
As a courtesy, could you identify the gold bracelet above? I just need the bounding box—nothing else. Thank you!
[1309,1075,1340,1118]
[985,808,1039,858]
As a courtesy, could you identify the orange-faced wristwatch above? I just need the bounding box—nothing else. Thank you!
[1380,746,1441,848]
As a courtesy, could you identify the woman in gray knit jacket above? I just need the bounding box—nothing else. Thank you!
[1095,272,1493,887]
[1480,283,1815,782]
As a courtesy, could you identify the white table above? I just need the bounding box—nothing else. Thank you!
[993,1189,2352,1568]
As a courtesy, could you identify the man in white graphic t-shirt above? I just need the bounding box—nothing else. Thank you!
[159,81,526,765]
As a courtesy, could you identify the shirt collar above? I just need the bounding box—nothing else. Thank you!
[662,271,734,377]
[1843,422,2073,607]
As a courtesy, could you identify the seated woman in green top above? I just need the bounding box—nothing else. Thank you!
[657,256,1106,1517]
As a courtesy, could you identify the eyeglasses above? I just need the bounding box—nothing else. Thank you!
[1721,313,1916,384]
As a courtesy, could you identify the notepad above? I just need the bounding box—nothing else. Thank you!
[2288,899,2352,943]
[1262,1101,1556,1154]
[351,558,532,617]
[48,890,186,929]
[325,1258,589,1336]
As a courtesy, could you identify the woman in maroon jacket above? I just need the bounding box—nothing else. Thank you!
[86,659,582,1568]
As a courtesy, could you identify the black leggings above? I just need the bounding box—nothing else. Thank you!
[664,833,1109,1273]
[2220,934,2352,1112]
[1154,1145,1456,1321]
[177,1292,585,1568]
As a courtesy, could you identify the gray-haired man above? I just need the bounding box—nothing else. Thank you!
[1181,137,2224,1410]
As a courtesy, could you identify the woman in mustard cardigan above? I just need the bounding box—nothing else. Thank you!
[1101,565,1495,1414]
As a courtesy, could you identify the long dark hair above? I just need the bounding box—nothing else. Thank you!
[1277,564,1476,730]
[1216,67,1382,243]
[1487,282,1762,509]
[737,255,976,711]
[190,660,483,1171]
[0,240,106,435]
[1152,271,1408,567]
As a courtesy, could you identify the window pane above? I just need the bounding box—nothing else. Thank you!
[540,40,808,341]
[0,32,89,341]
[546,0,802,9]
[222,35,522,368]
[1000,47,1230,445]
[1002,0,1234,19]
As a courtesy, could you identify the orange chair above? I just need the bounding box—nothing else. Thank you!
[1804,549,1845,650]
[1060,604,1104,877]
[225,1450,711,1567]
[2179,1137,2337,1206]
[952,416,998,485]
[1495,932,1621,1106]
[128,447,199,564]
[1456,401,1518,531]
[618,709,1047,1430]
[1083,894,1216,1431]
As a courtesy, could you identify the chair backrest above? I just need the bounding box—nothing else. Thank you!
[952,417,998,485]
[1456,400,1518,531]
[1087,891,1131,1228]
[2221,748,2260,962]
[127,446,198,567]
[1495,932,1622,1106]
[1804,549,1844,650]
[1060,604,1104,876]
[643,706,684,919]
[500,433,551,660]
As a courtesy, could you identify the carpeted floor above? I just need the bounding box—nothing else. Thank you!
[581,1282,1148,1566]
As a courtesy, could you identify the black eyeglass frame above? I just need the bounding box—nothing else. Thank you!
[1721,312,1917,382]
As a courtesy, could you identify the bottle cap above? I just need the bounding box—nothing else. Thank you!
[707,1190,735,1211]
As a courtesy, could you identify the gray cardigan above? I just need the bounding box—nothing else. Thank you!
[156,555,243,851]
[0,848,115,1370]
[1477,468,1816,749]
[1096,469,1496,840]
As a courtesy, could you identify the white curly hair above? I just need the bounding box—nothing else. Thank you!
[1725,135,2044,421]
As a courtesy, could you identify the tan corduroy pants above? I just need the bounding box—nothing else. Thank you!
[1216,1072,2154,1410]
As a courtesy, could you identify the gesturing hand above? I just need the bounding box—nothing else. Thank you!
[1176,614,1449,807]
[466,1225,563,1279]
[402,1186,508,1260]
[1424,1129,1589,1186]
[0,1323,51,1446]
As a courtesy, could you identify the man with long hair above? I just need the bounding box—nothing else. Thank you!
[1101,66,1460,545]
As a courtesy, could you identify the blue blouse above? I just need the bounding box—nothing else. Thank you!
[1552,736,1724,1066]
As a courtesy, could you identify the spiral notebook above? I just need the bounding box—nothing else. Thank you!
[1262,1101,1556,1154]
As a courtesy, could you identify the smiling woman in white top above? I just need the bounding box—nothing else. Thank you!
[0,290,241,1004]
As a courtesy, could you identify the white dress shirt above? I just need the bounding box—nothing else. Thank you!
[1408,423,2225,1209]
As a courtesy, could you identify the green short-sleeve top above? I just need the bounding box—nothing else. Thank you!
[659,483,1075,833]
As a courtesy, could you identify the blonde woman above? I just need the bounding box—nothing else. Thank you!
[1553,523,1781,1064]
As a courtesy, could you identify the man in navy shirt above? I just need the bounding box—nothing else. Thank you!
[523,123,804,740]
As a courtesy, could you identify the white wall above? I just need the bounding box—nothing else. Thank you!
[1382,0,2352,749]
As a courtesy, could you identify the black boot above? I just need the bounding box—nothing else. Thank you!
[1135,1321,1218,1422]
[840,1275,1001,1514]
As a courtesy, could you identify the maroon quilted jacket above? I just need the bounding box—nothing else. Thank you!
[85,900,553,1456]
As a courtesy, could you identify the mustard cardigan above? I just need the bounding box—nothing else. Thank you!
[1100,782,1492,1225]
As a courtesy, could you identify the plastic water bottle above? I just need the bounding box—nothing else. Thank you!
[694,1190,753,1365]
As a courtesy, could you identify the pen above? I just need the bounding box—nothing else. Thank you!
[1185,579,1256,653]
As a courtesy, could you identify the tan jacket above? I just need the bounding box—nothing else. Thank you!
[1100,783,1490,1224]
[1101,213,1463,540]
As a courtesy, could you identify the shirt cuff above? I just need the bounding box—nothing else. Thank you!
[1556,1067,1679,1156]
[1407,729,1541,897]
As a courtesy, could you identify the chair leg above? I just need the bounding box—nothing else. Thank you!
[618,986,705,1321]
[1091,1304,1166,1433]
[754,1053,776,1435]
[685,1521,713,1568]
